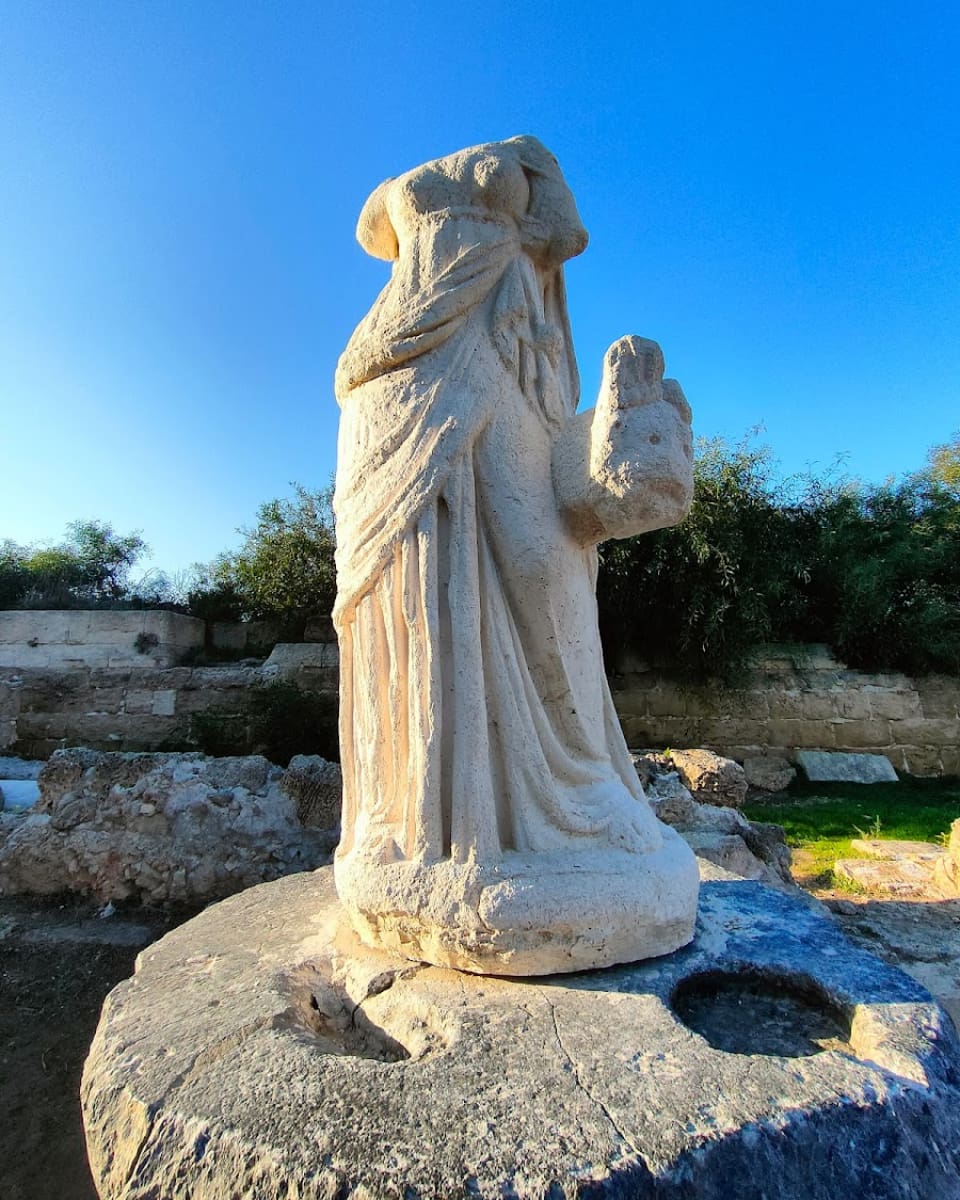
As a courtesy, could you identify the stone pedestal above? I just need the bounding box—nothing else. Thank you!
[83,867,960,1199]
[335,827,699,975]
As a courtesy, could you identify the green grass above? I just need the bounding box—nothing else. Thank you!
[742,776,960,889]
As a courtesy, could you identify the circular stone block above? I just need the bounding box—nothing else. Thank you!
[82,867,960,1199]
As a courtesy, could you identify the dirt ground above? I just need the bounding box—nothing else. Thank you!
[0,895,202,1200]
[2,877,960,1200]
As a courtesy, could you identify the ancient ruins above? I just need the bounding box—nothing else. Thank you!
[78,138,960,1200]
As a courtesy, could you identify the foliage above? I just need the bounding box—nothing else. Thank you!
[597,438,814,682]
[191,485,336,627]
[597,435,960,682]
[248,680,340,766]
[927,433,960,495]
[799,473,960,675]
[0,521,150,610]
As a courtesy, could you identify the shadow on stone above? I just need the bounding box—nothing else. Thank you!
[670,967,852,1057]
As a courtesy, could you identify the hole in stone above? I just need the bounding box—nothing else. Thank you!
[281,967,449,1063]
[670,968,852,1057]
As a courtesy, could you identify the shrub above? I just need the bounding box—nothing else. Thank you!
[597,438,814,683]
[597,435,960,682]
[191,484,336,626]
[0,521,149,610]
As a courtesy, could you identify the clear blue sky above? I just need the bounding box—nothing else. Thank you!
[2,1,957,577]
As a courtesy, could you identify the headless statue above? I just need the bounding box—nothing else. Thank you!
[333,136,699,974]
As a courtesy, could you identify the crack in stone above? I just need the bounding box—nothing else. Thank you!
[544,993,641,1158]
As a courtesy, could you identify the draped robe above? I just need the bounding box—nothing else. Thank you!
[333,142,662,873]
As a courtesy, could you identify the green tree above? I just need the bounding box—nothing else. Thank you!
[802,472,960,675]
[926,433,960,496]
[0,521,148,609]
[196,484,336,626]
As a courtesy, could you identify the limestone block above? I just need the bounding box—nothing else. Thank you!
[939,746,960,776]
[84,685,126,713]
[834,856,937,897]
[764,718,836,749]
[743,754,796,792]
[889,716,959,746]
[644,716,702,746]
[765,690,804,720]
[151,689,177,717]
[866,688,922,720]
[797,750,898,784]
[916,676,960,719]
[800,693,841,721]
[707,719,768,747]
[81,869,960,1200]
[611,687,651,718]
[833,691,873,720]
[619,716,653,745]
[668,748,748,808]
[122,689,155,715]
[899,745,947,777]
[834,721,895,750]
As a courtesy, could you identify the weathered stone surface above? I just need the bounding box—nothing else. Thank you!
[0,756,44,780]
[0,610,204,669]
[333,137,698,973]
[742,754,796,792]
[3,657,958,772]
[681,831,769,880]
[835,856,939,897]
[0,750,337,903]
[281,754,342,829]
[934,819,960,896]
[667,748,748,808]
[262,641,339,680]
[797,750,899,783]
[82,867,960,1200]
[641,764,793,889]
[825,892,960,1029]
[851,837,945,863]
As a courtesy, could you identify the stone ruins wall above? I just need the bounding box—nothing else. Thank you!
[610,649,960,777]
[0,644,339,760]
[0,610,206,670]
[0,641,957,774]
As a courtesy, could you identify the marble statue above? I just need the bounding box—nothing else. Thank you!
[333,136,699,974]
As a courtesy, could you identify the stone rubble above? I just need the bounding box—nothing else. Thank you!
[742,753,796,793]
[636,755,794,889]
[281,754,342,829]
[0,749,340,904]
[661,747,749,808]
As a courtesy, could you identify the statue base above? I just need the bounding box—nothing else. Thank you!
[334,825,699,974]
[83,866,960,1199]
